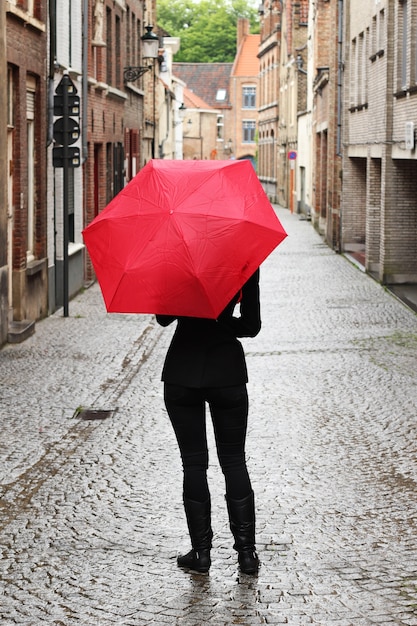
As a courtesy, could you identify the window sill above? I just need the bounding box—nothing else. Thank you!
[394,85,417,98]
[5,2,45,31]
[26,258,45,276]
[107,86,127,101]
[370,49,384,62]
[69,242,84,256]
[348,103,369,112]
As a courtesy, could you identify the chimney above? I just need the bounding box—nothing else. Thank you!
[237,17,249,48]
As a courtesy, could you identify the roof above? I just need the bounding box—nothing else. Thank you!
[232,34,260,77]
[183,86,213,110]
[172,63,233,108]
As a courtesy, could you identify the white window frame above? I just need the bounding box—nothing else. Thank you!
[243,120,256,143]
[242,85,256,109]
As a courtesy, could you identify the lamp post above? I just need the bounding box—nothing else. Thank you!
[173,103,187,127]
[123,25,159,83]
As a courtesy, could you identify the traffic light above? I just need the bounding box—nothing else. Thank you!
[53,75,81,168]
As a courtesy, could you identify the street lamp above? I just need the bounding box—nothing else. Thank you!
[123,25,160,160]
[142,25,159,59]
[123,25,159,83]
[173,103,187,127]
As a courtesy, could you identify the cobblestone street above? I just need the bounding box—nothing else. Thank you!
[1,206,417,625]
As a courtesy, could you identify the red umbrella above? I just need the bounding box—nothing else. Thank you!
[82,159,287,318]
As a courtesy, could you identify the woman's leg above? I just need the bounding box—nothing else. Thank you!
[207,384,252,500]
[164,383,210,502]
[208,385,259,574]
[164,383,212,572]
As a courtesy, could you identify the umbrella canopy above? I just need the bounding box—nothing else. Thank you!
[82,159,287,318]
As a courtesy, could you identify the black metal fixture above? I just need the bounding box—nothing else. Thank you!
[173,103,187,127]
[124,25,159,83]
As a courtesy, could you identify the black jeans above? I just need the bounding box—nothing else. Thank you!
[164,383,252,502]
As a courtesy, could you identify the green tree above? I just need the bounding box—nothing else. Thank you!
[157,0,260,63]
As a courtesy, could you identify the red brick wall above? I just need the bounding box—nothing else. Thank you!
[84,0,146,282]
[7,9,47,269]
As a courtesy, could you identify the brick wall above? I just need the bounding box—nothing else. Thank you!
[365,157,381,272]
[343,0,417,284]
[7,2,48,320]
[310,0,342,247]
[83,0,147,283]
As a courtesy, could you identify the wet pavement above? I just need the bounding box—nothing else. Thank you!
[1,206,417,625]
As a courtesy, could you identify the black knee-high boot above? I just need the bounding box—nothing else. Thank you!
[226,491,259,574]
[177,497,213,573]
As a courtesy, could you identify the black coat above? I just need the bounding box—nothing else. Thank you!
[156,269,261,388]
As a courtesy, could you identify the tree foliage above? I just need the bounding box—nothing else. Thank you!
[157,0,260,63]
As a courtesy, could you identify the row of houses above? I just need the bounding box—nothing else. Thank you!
[1,0,416,348]
[0,1,264,348]
[257,0,417,295]
[1,0,177,347]
[181,0,416,307]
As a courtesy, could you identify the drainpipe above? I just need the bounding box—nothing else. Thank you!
[337,0,344,253]
[47,0,56,146]
[159,89,171,158]
[82,0,88,162]
[336,0,343,157]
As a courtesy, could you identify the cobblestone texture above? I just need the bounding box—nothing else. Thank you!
[1,207,416,625]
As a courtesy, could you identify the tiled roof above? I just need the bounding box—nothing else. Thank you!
[172,63,233,108]
[183,86,212,110]
[232,34,260,77]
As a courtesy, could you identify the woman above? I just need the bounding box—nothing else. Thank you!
[156,268,261,574]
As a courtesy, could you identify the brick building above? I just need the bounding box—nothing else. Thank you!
[258,0,308,207]
[309,0,342,248]
[173,62,234,160]
[276,0,308,211]
[258,0,281,202]
[172,21,259,165]
[182,87,218,160]
[342,0,417,289]
[0,3,7,345]
[229,19,259,164]
[83,0,151,285]
[5,0,48,341]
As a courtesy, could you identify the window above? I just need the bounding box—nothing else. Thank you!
[243,120,256,143]
[350,37,357,107]
[378,9,385,52]
[217,115,224,140]
[372,15,377,54]
[413,6,417,84]
[358,32,364,104]
[350,31,368,108]
[243,86,256,109]
[126,8,131,67]
[7,67,14,127]
[216,89,227,102]
[26,77,36,261]
[401,0,408,88]
[116,16,121,87]
[106,7,112,85]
